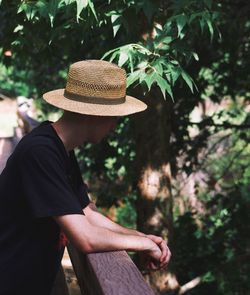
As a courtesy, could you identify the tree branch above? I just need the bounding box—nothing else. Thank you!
[178,276,202,295]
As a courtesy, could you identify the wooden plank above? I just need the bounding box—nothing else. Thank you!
[88,251,155,295]
[67,243,103,295]
[67,244,155,295]
[50,265,70,295]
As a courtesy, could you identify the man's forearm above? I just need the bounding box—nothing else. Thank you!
[85,223,154,253]
[84,204,146,237]
[55,213,155,254]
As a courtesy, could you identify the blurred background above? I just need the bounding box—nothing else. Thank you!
[0,1,249,294]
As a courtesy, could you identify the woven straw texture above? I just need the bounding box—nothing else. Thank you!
[43,60,147,116]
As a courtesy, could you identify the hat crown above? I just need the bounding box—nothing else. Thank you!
[43,59,147,116]
[65,60,127,99]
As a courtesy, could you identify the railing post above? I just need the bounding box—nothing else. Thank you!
[50,265,70,295]
[67,243,103,295]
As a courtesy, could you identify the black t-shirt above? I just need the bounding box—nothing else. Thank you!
[0,121,90,295]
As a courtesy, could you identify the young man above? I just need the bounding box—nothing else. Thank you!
[0,60,171,295]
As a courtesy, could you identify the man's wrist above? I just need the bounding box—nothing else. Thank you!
[139,236,156,252]
[135,230,147,237]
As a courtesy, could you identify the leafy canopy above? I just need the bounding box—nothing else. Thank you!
[0,0,219,100]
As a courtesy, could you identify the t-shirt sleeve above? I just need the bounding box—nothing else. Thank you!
[77,178,91,209]
[19,145,85,219]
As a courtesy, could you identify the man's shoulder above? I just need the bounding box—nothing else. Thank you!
[18,133,55,154]
[15,122,62,159]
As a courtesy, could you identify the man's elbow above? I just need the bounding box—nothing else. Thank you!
[74,233,97,254]
[80,243,93,254]
[72,237,94,254]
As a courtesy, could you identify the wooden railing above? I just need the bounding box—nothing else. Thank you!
[16,109,155,295]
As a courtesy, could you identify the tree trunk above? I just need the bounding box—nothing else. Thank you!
[132,87,179,294]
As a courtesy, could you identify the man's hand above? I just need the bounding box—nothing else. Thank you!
[142,235,171,271]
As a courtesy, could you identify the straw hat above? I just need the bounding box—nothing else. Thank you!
[43,60,147,116]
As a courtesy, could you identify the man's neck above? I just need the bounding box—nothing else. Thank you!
[51,118,86,152]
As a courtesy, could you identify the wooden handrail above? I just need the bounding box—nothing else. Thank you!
[17,110,155,295]
[67,243,155,295]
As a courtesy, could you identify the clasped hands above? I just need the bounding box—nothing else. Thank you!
[141,234,171,271]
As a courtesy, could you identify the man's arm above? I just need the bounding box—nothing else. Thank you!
[83,201,171,269]
[83,201,145,237]
[52,213,163,264]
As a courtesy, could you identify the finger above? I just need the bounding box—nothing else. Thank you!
[165,247,172,264]
[159,241,168,262]
[158,241,167,263]
[149,261,159,271]
[160,248,172,267]
[147,235,163,244]
[159,245,170,266]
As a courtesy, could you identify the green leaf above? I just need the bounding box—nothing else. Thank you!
[170,66,181,85]
[17,3,26,14]
[88,0,98,21]
[13,25,24,33]
[199,18,205,33]
[181,70,195,93]
[36,0,48,18]
[139,71,147,84]
[155,74,173,100]
[76,0,88,22]
[128,52,134,72]
[111,14,122,37]
[62,0,76,5]
[110,51,120,62]
[18,4,36,21]
[189,12,200,23]
[102,48,120,62]
[162,36,173,44]
[48,0,59,27]
[153,61,163,76]
[206,18,214,40]
[176,14,187,37]
[127,70,141,88]
[102,47,118,60]
[118,51,128,67]
[192,52,199,61]
[144,71,157,91]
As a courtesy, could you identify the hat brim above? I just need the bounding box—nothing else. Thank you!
[43,89,147,116]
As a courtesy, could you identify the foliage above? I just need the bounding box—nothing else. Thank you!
[170,4,250,291]
[116,195,137,229]
[174,185,250,294]
[1,1,250,294]
[0,0,219,100]
[0,62,32,97]
[103,3,219,100]
[75,116,137,207]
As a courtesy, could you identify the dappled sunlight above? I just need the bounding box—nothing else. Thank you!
[139,167,161,200]
[138,164,172,200]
